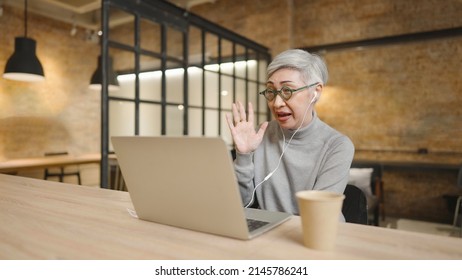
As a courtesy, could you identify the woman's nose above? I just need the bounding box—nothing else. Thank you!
[272,94,286,107]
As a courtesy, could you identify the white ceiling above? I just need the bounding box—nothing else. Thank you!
[2,0,216,31]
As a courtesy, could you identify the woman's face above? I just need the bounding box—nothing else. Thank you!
[266,68,318,130]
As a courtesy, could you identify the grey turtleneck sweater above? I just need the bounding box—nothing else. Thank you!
[234,112,354,219]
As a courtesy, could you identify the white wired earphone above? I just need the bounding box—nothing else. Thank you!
[244,90,318,208]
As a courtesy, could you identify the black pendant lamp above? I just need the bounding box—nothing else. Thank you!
[89,55,119,91]
[3,0,45,82]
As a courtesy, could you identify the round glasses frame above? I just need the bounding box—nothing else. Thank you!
[259,82,319,102]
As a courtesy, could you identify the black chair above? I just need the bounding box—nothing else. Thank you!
[349,163,384,226]
[44,152,82,185]
[443,166,462,236]
[342,184,368,225]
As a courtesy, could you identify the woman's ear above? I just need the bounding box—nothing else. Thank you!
[313,84,323,103]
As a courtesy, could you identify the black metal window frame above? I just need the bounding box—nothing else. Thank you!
[99,0,271,188]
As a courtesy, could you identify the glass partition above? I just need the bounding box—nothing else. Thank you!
[100,0,271,188]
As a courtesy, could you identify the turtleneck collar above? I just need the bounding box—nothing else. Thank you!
[281,110,319,141]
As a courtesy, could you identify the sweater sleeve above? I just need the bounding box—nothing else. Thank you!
[314,135,355,195]
[233,152,255,206]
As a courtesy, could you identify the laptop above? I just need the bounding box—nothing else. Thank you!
[111,136,292,240]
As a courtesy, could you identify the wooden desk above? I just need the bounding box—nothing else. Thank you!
[0,153,104,174]
[0,174,461,260]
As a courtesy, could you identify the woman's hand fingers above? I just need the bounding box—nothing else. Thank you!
[226,101,267,154]
[238,101,247,122]
[231,103,241,124]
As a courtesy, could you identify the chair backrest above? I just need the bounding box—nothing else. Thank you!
[342,184,368,224]
[43,151,81,184]
[44,152,68,173]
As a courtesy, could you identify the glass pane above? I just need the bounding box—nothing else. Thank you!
[204,70,219,108]
[221,75,233,110]
[188,66,203,107]
[248,81,258,108]
[258,59,268,82]
[140,53,161,72]
[166,68,184,104]
[204,63,219,72]
[247,57,257,81]
[220,39,233,75]
[222,39,233,60]
[109,100,135,145]
[116,72,135,98]
[167,26,184,62]
[205,109,218,136]
[235,79,246,103]
[140,55,162,102]
[220,61,234,76]
[188,26,203,63]
[110,48,134,99]
[140,103,161,136]
[235,45,246,78]
[188,108,203,136]
[140,18,161,54]
[205,32,219,65]
[166,104,184,135]
[139,71,162,102]
[235,60,248,79]
[108,7,135,47]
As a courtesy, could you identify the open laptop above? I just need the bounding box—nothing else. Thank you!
[111,136,291,240]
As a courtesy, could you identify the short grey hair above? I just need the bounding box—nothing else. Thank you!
[267,49,328,86]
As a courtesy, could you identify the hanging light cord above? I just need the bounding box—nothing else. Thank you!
[24,0,28,37]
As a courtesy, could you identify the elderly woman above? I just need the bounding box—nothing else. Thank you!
[226,49,354,219]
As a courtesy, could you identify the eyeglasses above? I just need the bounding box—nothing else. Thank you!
[259,82,319,102]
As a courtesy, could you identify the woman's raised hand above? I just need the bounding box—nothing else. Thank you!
[225,101,268,154]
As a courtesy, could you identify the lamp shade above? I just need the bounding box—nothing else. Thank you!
[3,37,45,82]
[89,55,119,91]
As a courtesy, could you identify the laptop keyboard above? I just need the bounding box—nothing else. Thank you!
[246,218,270,232]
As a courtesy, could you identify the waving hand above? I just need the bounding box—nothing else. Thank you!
[226,101,268,154]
